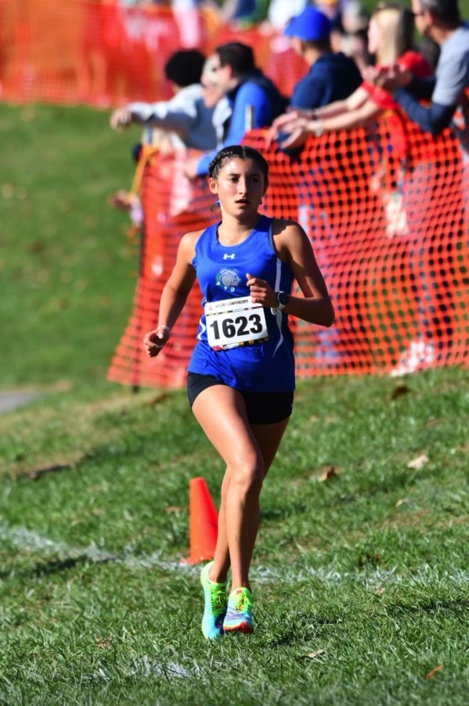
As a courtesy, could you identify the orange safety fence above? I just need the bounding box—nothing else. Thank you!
[107,115,469,389]
[0,0,304,106]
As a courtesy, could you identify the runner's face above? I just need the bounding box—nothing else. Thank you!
[210,157,266,216]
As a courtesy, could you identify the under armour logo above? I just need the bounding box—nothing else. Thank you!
[223,253,235,260]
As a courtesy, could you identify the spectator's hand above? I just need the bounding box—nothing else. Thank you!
[266,109,313,147]
[109,189,137,211]
[361,65,386,86]
[362,64,412,92]
[271,114,312,150]
[110,108,133,131]
[143,325,170,358]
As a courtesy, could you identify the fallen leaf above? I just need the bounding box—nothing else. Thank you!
[319,466,340,482]
[423,664,444,680]
[165,506,183,513]
[96,637,113,650]
[15,463,73,480]
[374,588,386,595]
[395,498,414,508]
[301,649,326,660]
[147,393,170,406]
[407,454,429,470]
[391,384,410,400]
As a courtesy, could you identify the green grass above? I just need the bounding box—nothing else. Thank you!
[1,103,469,705]
[0,103,137,387]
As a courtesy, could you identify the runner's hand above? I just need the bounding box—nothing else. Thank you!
[246,273,277,308]
[143,325,170,357]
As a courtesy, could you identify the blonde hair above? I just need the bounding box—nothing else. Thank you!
[372,3,414,65]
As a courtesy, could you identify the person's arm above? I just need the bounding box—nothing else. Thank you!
[143,231,198,357]
[315,86,370,119]
[316,98,381,132]
[274,98,381,150]
[127,101,197,137]
[247,220,335,328]
[393,90,457,135]
[266,87,372,147]
[362,64,435,99]
[393,51,469,136]
[404,75,436,101]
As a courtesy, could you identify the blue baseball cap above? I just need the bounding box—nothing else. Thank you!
[283,6,332,41]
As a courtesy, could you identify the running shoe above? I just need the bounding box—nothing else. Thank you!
[200,561,228,640]
[223,587,254,634]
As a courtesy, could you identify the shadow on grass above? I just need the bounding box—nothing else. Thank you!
[262,609,341,648]
[261,500,308,522]
[386,597,469,615]
[0,552,119,581]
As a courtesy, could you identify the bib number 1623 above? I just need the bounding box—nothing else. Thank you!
[205,296,268,350]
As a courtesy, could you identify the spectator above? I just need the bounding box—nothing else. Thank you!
[200,55,233,150]
[330,5,372,74]
[268,3,434,371]
[363,0,469,375]
[110,49,219,152]
[364,0,469,144]
[416,36,440,70]
[184,42,287,178]
[270,2,433,148]
[281,5,363,113]
[109,49,226,223]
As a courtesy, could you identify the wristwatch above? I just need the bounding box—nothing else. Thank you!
[274,291,290,311]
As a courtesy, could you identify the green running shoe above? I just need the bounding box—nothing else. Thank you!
[223,587,254,634]
[200,561,228,640]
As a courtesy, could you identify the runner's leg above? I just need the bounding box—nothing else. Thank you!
[192,386,289,590]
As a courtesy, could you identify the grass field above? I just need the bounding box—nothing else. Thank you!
[1,103,469,705]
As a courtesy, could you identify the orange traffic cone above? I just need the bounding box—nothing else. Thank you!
[181,477,218,565]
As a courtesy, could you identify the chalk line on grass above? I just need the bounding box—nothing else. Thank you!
[2,522,468,590]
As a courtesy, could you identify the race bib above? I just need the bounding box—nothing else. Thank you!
[205,296,269,350]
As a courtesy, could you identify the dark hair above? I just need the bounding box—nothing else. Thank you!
[417,36,441,68]
[420,0,460,23]
[215,42,256,76]
[164,49,206,88]
[303,37,332,53]
[397,6,415,55]
[208,145,269,188]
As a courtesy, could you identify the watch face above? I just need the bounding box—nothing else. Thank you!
[278,292,289,306]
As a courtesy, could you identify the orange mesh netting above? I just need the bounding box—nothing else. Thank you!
[0,0,302,105]
[107,115,469,388]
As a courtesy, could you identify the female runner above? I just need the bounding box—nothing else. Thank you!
[143,145,334,638]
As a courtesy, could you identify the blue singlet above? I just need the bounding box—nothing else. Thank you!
[187,215,295,392]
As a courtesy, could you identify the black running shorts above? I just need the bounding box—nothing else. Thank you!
[186,373,294,424]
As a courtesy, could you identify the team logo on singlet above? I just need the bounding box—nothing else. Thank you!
[216,268,241,292]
